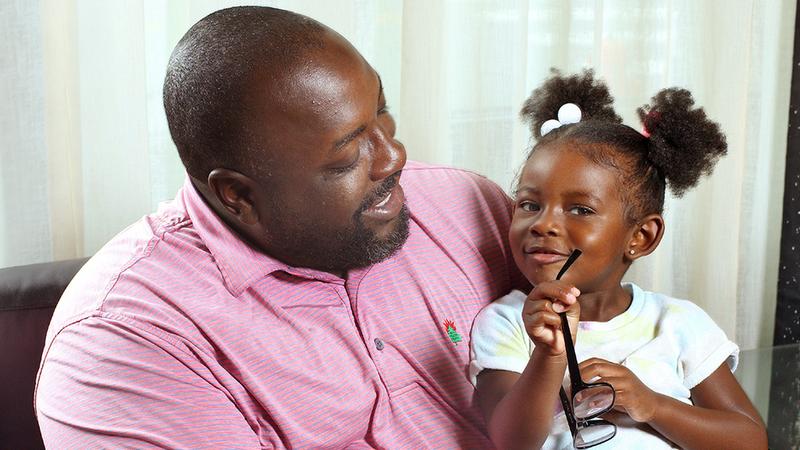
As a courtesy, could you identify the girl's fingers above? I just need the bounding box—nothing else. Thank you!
[578,358,606,376]
[523,298,555,313]
[580,357,613,366]
[529,324,564,353]
[524,310,563,330]
[578,358,624,381]
[527,281,580,308]
[579,357,618,370]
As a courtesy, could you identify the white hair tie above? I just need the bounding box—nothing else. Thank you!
[540,103,582,136]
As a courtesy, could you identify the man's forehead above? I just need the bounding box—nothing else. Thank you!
[266,47,378,116]
[238,40,380,149]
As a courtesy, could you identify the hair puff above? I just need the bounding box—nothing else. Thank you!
[637,88,728,197]
[521,68,622,139]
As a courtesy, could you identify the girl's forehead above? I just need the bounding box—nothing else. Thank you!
[519,143,623,196]
[523,143,600,173]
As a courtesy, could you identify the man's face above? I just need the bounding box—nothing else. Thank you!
[242,34,409,273]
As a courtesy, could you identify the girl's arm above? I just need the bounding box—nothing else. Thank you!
[477,351,566,450]
[580,359,767,450]
[475,281,580,450]
[650,363,767,449]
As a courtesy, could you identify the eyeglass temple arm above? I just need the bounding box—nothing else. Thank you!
[558,311,583,391]
[555,249,583,393]
[559,386,578,436]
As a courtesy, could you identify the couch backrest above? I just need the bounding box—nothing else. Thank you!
[0,258,88,450]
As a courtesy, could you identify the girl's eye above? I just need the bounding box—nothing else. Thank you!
[519,201,540,212]
[569,205,595,215]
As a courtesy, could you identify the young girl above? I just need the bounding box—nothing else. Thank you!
[469,70,767,449]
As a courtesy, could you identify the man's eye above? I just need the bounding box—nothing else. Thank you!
[569,205,595,215]
[378,104,390,115]
[519,201,539,212]
[330,156,359,174]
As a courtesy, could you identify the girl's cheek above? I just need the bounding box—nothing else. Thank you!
[508,221,525,248]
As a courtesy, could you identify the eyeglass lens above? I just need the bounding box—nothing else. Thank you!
[574,422,617,448]
[560,387,617,449]
[573,384,614,419]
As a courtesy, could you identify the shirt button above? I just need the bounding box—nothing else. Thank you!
[374,338,385,351]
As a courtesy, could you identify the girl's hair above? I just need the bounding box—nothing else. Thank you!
[520,69,727,224]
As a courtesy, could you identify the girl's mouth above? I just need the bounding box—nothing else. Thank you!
[524,246,571,265]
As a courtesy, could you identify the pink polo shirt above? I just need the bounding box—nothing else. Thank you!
[36,161,522,449]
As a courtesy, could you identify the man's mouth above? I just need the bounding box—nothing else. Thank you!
[360,173,405,221]
[374,190,392,208]
[360,173,400,210]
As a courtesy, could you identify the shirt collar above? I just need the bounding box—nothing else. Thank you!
[179,177,343,296]
[577,282,645,332]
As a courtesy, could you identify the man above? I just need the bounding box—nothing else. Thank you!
[36,6,522,448]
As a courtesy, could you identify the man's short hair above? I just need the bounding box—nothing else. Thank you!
[163,6,325,180]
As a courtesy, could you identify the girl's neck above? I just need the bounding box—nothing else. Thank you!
[578,283,633,322]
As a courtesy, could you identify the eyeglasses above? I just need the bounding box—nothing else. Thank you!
[555,250,617,449]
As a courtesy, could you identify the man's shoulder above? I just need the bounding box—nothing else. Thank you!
[402,160,498,185]
[394,161,525,294]
[401,161,510,208]
[399,161,514,242]
[48,202,218,334]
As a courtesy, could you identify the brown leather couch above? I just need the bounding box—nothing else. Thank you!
[0,258,88,450]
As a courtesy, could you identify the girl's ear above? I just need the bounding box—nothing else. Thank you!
[626,213,664,261]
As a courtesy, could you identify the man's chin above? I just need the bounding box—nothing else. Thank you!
[284,204,411,274]
[368,204,409,239]
[367,205,411,259]
[344,204,411,270]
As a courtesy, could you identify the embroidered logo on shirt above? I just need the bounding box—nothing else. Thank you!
[443,319,462,344]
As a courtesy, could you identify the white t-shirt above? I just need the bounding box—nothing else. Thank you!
[469,283,739,450]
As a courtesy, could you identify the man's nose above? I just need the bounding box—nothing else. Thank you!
[370,129,406,181]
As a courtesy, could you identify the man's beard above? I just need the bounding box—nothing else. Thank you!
[318,174,410,272]
[329,203,410,271]
[265,175,411,273]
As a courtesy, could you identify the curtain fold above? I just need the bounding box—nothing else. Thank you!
[3,0,794,349]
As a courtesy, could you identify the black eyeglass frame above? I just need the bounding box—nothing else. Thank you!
[558,386,617,449]
[555,250,617,448]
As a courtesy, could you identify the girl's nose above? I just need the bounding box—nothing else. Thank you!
[529,209,561,236]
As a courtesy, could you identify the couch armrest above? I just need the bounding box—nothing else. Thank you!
[0,258,88,450]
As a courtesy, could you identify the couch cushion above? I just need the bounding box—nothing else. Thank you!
[0,258,88,450]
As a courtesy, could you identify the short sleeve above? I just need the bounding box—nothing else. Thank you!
[674,300,740,389]
[469,290,532,386]
[36,316,264,449]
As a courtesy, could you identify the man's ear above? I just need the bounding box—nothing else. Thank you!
[626,213,664,261]
[207,168,260,226]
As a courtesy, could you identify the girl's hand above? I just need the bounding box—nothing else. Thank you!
[578,358,659,423]
[522,281,580,356]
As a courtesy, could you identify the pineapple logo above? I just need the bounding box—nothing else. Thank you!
[443,319,462,344]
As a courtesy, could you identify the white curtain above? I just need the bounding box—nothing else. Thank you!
[2,0,794,351]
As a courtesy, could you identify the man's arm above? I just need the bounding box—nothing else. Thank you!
[36,317,265,449]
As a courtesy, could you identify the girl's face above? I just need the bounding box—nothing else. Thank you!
[510,142,635,292]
